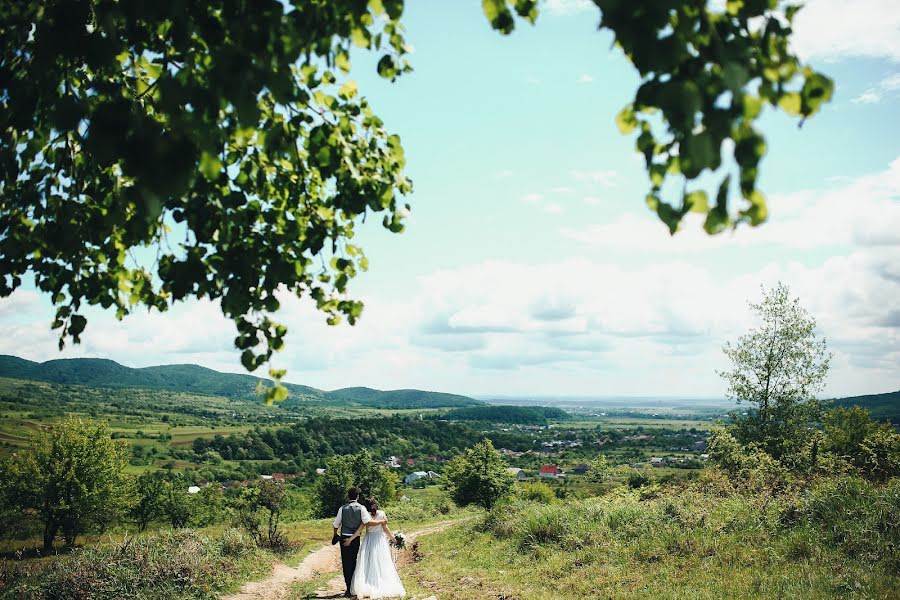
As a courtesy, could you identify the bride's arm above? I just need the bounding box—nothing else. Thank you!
[343,522,365,546]
[381,522,396,544]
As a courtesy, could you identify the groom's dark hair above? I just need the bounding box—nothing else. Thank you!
[347,487,360,500]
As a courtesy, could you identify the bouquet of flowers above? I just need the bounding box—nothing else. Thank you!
[391,532,406,550]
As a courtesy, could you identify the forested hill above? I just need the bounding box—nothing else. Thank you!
[830,390,900,423]
[0,355,483,409]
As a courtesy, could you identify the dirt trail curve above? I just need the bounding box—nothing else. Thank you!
[222,519,465,600]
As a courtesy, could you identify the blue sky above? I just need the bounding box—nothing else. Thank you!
[3,0,899,398]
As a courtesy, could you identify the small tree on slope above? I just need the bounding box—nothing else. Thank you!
[719,282,831,464]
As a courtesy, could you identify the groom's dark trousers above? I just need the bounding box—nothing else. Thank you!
[340,536,361,592]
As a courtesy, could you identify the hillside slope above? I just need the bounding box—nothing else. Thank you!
[0,355,482,409]
[830,389,900,423]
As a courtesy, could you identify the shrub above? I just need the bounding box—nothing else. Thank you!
[0,529,266,599]
[798,476,900,568]
[519,481,555,504]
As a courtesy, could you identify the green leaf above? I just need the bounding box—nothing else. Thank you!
[685,190,709,214]
[338,80,358,99]
[482,0,515,34]
[777,92,802,116]
[377,55,398,80]
[69,315,87,336]
[265,385,289,405]
[615,105,638,135]
[800,73,834,117]
[199,152,222,181]
[680,131,717,179]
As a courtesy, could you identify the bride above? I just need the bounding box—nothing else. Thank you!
[344,496,406,599]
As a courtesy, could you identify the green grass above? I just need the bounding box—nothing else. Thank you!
[400,476,900,599]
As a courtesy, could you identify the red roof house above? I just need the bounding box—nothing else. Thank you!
[539,465,561,479]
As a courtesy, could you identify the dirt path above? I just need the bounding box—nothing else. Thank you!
[223,519,464,600]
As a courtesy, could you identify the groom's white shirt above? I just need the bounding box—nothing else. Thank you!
[332,500,372,531]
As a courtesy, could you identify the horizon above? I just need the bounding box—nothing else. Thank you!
[2,2,899,398]
[3,352,895,404]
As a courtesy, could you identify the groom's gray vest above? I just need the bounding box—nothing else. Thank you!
[340,502,363,537]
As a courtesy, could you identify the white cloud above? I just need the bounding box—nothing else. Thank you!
[3,159,898,397]
[571,169,618,188]
[526,75,542,85]
[562,155,900,253]
[577,73,594,84]
[544,202,564,214]
[792,0,900,62]
[853,72,900,104]
[495,169,514,178]
[544,0,595,16]
[854,89,883,104]
[521,193,544,204]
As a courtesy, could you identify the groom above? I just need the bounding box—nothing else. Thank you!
[332,487,371,598]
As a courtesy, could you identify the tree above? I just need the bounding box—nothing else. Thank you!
[0,2,832,385]
[160,474,193,529]
[585,454,610,485]
[442,439,514,510]
[1,417,132,550]
[236,479,288,549]
[131,471,167,532]
[314,450,397,518]
[719,283,831,462]
[821,407,900,482]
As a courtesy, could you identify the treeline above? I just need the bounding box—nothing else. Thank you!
[439,405,569,424]
[190,416,495,465]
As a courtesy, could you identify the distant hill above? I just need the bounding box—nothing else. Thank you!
[440,405,570,425]
[0,355,483,409]
[326,386,481,409]
[830,390,900,424]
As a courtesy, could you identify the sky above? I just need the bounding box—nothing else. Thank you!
[2,0,899,399]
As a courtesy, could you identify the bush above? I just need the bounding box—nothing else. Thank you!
[519,481,555,504]
[796,476,900,568]
[220,527,255,557]
[0,529,266,599]
[314,450,397,518]
[626,469,652,489]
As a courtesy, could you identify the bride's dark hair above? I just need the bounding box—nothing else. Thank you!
[365,496,380,514]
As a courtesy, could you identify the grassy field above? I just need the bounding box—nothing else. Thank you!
[401,477,900,599]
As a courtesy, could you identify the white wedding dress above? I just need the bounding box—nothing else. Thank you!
[350,510,406,598]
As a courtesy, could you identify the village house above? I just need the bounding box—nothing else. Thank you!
[507,467,527,481]
[649,457,665,467]
[404,471,429,485]
[571,464,591,476]
[539,465,561,479]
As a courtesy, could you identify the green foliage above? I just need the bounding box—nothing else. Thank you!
[314,450,397,518]
[794,476,900,569]
[441,405,568,424]
[625,468,653,489]
[416,475,899,598]
[585,454,610,484]
[235,480,289,551]
[720,283,831,463]
[131,471,167,531]
[483,1,833,234]
[0,1,413,395]
[0,528,269,599]
[0,417,133,550]
[518,481,556,504]
[443,439,514,510]
[707,426,792,492]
